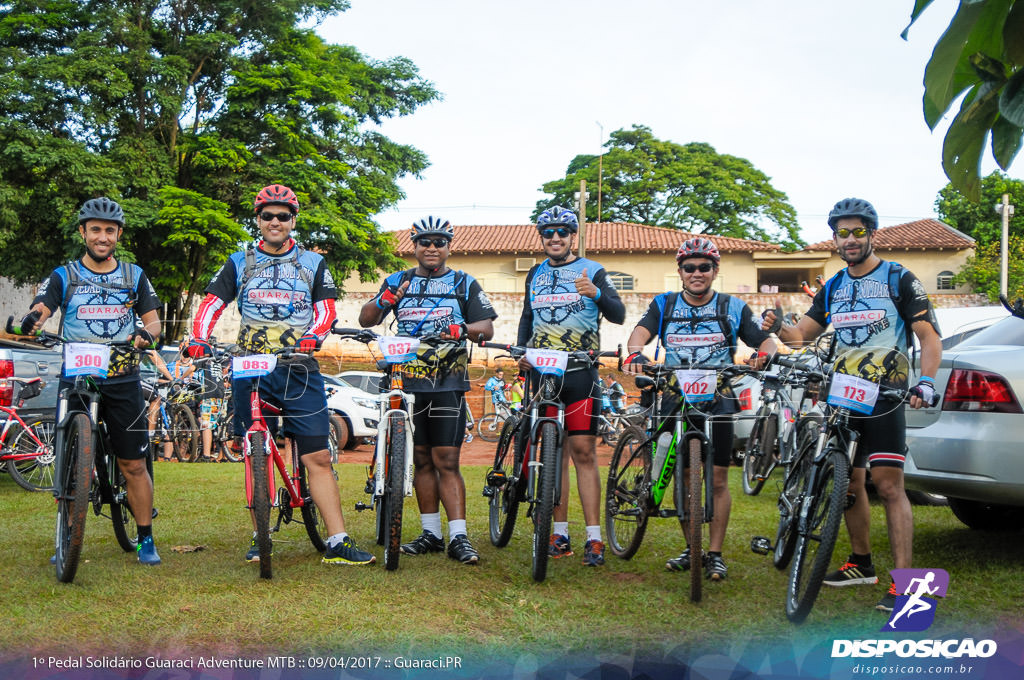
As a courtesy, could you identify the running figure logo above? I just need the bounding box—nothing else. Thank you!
[883,568,949,632]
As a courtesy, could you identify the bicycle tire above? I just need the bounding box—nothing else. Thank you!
[248,432,273,579]
[488,415,522,548]
[605,426,651,559]
[6,417,57,492]
[742,405,777,496]
[679,436,704,603]
[774,419,822,570]
[217,403,242,462]
[169,403,199,462]
[110,456,140,552]
[785,448,849,624]
[328,413,347,463]
[298,452,329,552]
[600,416,624,447]
[477,413,504,443]
[55,413,94,584]
[531,421,558,583]
[383,413,405,571]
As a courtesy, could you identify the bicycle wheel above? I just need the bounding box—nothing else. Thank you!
[217,403,242,462]
[600,417,623,447]
[110,451,144,552]
[169,403,199,462]
[248,432,273,579]
[328,413,346,464]
[382,412,406,571]
[488,415,522,547]
[477,413,504,443]
[298,453,330,552]
[605,427,651,559]
[6,417,57,491]
[785,448,849,624]
[675,436,704,603]
[531,421,558,583]
[773,421,819,570]
[55,413,95,584]
[742,405,777,496]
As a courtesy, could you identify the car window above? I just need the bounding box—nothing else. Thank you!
[954,315,1024,349]
[337,375,361,390]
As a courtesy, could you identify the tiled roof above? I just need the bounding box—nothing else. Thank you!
[804,219,974,251]
[391,222,781,255]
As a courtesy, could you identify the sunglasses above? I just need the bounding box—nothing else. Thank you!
[416,237,450,249]
[835,226,869,239]
[541,227,571,239]
[681,262,714,273]
[259,211,294,222]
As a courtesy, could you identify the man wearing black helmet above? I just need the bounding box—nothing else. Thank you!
[19,197,164,566]
[517,206,626,568]
[761,198,942,613]
[189,183,375,566]
[359,217,497,565]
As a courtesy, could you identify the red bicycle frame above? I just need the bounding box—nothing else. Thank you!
[242,392,306,512]
[0,378,51,464]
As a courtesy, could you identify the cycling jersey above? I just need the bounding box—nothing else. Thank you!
[376,268,496,392]
[484,376,507,406]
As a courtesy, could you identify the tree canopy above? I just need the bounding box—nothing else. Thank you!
[0,0,437,340]
[904,0,1024,201]
[935,171,1024,244]
[534,126,803,249]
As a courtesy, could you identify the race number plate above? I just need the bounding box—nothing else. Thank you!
[64,343,110,378]
[232,354,278,379]
[674,369,716,403]
[827,373,879,414]
[378,336,421,364]
[525,348,569,376]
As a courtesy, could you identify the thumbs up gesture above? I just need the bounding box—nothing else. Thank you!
[575,268,598,298]
[761,296,784,334]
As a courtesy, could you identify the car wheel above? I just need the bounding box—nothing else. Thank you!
[947,497,1024,531]
[904,489,948,507]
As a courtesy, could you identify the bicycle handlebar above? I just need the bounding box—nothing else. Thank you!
[477,341,620,365]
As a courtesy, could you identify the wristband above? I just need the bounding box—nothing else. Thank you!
[919,376,935,384]
[624,351,648,365]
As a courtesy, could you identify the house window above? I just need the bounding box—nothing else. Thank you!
[937,270,955,291]
[607,271,634,291]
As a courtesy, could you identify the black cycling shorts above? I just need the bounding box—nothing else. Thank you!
[531,367,599,437]
[848,399,907,469]
[59,379,150,461]
[658,397,735,468]
[232,360,329,455]
[410,391,466,448]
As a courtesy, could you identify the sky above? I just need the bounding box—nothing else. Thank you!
[318,1,1016,246]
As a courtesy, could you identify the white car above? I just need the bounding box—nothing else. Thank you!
[323,375,379,449]
[334,370,384,395]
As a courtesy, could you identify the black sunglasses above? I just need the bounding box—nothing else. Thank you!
[681,262,714,273]
[259,211,294,222]
[416,237,450,249]
[541,227,571,239]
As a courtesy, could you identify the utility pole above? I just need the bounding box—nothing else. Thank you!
[997,193,1016,298]
[575,180,589,258]
[596,121,604,223]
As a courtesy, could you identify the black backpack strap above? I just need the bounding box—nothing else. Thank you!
[716,292,736,360]
[658,291,678,353]
[61,262,80,310]
[239,244,314,293]
[822,268,847,325]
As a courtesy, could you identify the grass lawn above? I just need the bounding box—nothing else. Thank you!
[1,460,1021,669]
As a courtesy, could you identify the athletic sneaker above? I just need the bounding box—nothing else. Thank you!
[400,531,444,555]
[245,536,269,563]
[447,535,480,565]
[823,561,878,587]
[876,581,899,612]
[582,539,605,567]
[549,534,573,558]
[136,535,161,565]
[666,547,703,572]
[705,553,727,581]
[323,536,375,565]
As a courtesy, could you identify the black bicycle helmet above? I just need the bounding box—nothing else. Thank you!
[827,198,878,231]
[410,216,454,242]
[78,197,125,228]
[536,206,579,233]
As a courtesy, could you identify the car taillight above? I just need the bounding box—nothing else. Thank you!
[0,359,12,407]
[942,369,1023,413]
[738,387,753,412]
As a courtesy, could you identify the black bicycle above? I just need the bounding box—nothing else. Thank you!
[481,342,618,582]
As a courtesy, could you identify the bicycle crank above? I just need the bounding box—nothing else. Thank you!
[750,536,773,555]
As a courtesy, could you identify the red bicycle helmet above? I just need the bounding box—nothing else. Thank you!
[254,184,299,214]
[676,237,720,264]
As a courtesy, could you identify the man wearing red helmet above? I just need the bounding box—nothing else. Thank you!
[188,184,375,566]
[623,237,776,582]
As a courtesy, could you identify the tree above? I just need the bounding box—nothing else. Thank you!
[935,171,1024,244]
[904,1,1024,201]
[953,235,1024,301]
[534,125,803,249]
[0,0,437,340]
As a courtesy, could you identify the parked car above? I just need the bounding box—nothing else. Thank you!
[323,374,379,449]
[905,301,1024,529]
[334,370,384,395]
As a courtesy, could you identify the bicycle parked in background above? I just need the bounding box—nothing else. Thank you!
[0,377,55,491]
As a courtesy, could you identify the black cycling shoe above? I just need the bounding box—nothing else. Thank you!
[447,535,480,564]
[400,531,444,555]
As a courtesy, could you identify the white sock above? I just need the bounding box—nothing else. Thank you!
[586,525,602,542]
[327,532,348,548]
[554,522,569,538]
[448,519,467,539]
[421,513,442,539]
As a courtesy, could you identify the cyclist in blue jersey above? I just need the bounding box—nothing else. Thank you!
[762,198,942,612]
[623,237,776,581]
[188,184,374,566]
[20,197,164,566]
[484,369,508,413]
[359,217,497,565]
[517,206,626,567]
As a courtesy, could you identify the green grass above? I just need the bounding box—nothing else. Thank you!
[0,461,1021,663]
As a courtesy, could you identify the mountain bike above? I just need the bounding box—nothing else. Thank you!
[605,360,756,602]
[480,342,618,582]
[0,377,56,491]
[6,319,155,583]
[477,400,512,443]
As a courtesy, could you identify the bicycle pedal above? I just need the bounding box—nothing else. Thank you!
[151,508,158,519]
[485,469,507,487]
[481,486,495,498]
[354,502,371,512]
[657,509,678,518]
[750,536,772,555]
[844,492,857,510]
[363,479,374,494]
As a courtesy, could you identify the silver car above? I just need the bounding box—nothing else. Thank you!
[905,304,1024,529]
